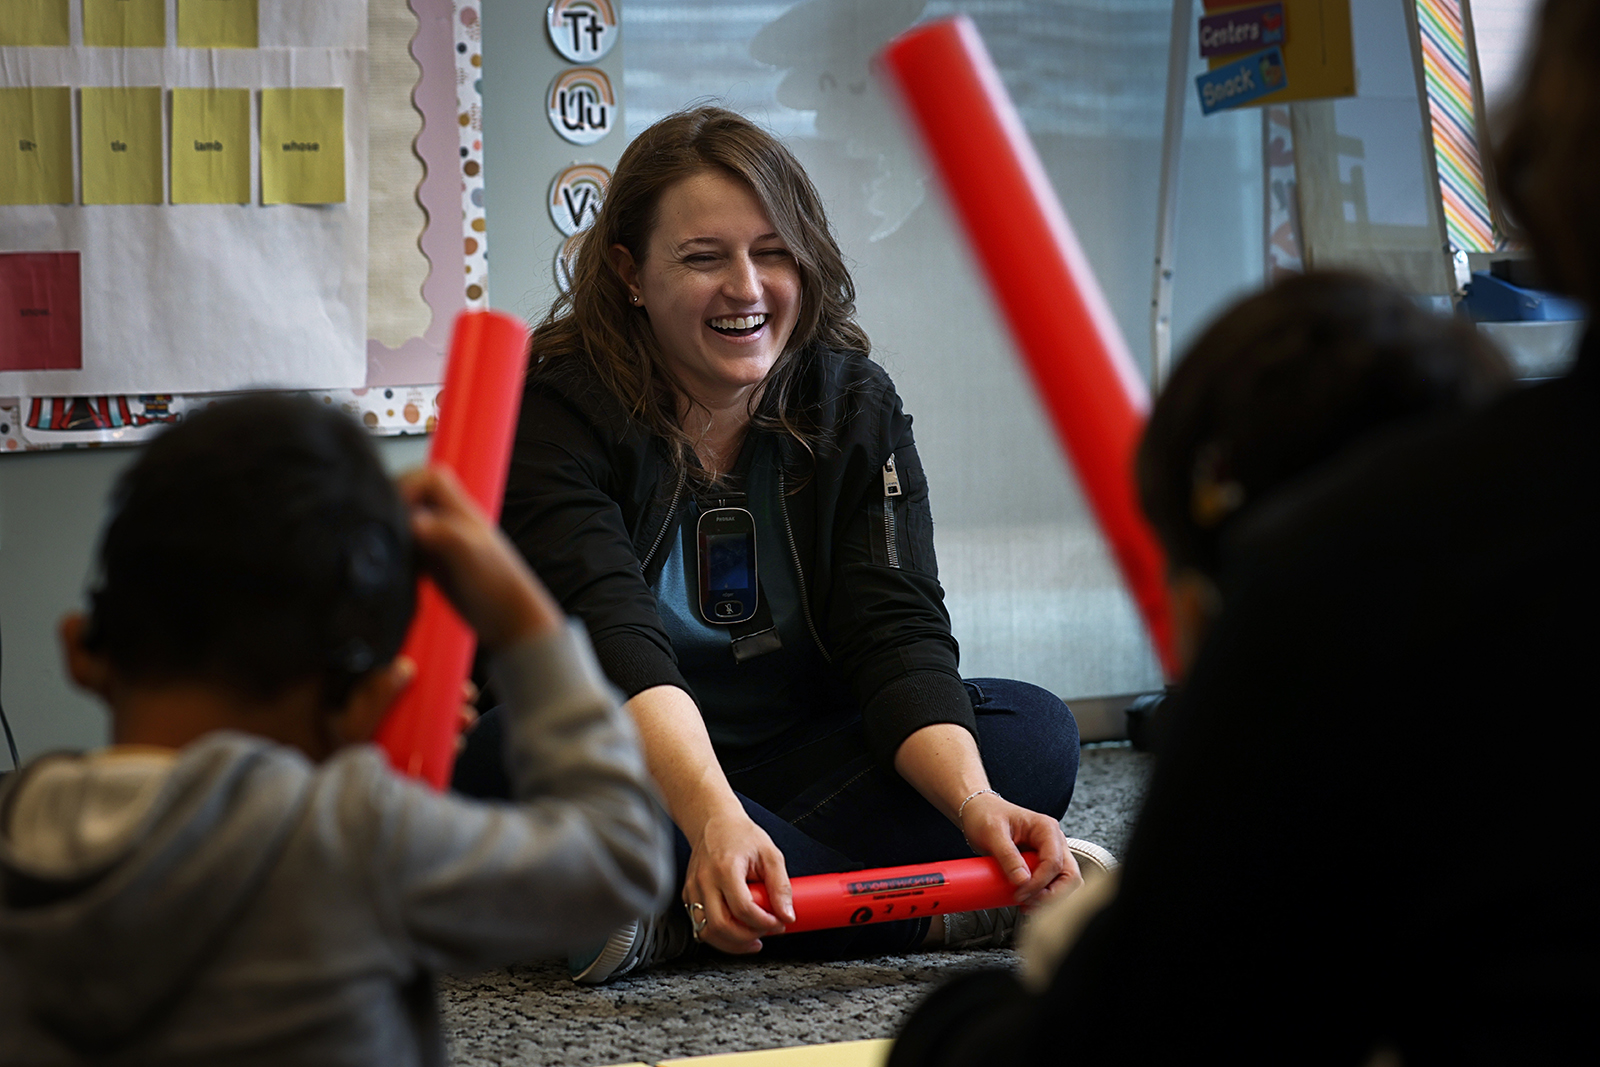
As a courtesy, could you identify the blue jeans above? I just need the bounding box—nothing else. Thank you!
[453,678,1079,959]
[688,678,1080,958]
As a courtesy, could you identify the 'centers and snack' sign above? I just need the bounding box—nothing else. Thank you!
[1196,47,1288,114]
[546,68,615,145]
[1198,3,1285,58]
[1194,0,1352,112]
[546,0,619,64]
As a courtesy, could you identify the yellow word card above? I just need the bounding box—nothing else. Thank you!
[170,88,250,204]
[660,1040,891,1067]
[0,0,70,47]
[261,88,345,205]
[1,87,73,205]
[84,0,166,47]
[178,0,259,50]
[82,87,163,205]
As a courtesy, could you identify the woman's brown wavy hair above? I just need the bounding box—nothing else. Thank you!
[529,107,870,476]
[1493,0,1600,309]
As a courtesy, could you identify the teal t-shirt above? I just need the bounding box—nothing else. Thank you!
[653,434,830,751]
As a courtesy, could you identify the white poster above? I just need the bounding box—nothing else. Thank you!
[0,1,369,396]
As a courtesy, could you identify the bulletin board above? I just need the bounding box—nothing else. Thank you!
[0,0,487,449]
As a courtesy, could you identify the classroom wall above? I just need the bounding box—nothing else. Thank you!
[0,434,429,767]
[482,0,1267,704]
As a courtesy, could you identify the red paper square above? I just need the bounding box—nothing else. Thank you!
[0,252,83,372]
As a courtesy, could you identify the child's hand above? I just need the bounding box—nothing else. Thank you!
[398,467,564,650]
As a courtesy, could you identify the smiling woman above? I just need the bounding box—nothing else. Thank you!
[606,170,802,467]
[456,107,1092,985]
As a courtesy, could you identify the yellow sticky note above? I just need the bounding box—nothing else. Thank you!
[84,0,166,47]
[261,88,345,205]
[178,0,259,49]
[0,0,70,47]
[0,87,74,206]
[81,88,163,205]
[170,88,250,204]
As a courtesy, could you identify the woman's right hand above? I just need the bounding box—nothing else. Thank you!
[682,809,795,954]
[623,686,796,952]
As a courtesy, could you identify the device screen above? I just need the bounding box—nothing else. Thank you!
[698,507,757,624]
[705,533,753,593]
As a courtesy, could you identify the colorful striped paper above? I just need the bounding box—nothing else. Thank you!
[1415,0,1496,253]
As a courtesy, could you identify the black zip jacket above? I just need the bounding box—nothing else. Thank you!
[501,345,974,766]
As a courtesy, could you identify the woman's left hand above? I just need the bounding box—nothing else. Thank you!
[956,792,1081,909]
[894,722,1082,909]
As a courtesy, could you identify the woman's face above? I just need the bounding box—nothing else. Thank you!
[613,170,802,409]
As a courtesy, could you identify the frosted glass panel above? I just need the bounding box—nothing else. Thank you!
[1470,0,1539,112]
[622,0,1264,699]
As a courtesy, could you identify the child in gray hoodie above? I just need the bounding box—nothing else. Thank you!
[0,395,672,1065]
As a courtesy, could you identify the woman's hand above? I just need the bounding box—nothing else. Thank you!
[623,686,796,954]
[893,722,1082,910]
[957,792,1081,909]
[681,810,795,954]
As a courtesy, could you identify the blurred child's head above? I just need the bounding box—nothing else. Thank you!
[1137,271,1510,670]
[78,395,415,717]
[1495,0,1600,310]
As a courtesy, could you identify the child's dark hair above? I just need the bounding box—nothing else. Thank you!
[1494,0,1600,309]
[83,394,415,708]
[1137,271,1511,578]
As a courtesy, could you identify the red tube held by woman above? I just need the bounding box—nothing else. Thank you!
[880,17,1177,677]
[376,309,530,787]
[748,854,1040,934]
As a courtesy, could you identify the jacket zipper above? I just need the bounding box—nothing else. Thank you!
[881,454,902,568]
[778,468,832,664]
[639,465,687,574]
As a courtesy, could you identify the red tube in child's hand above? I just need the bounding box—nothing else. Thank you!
[747,854,1040,934]
[376,309,530,788]
[880,18,1177,678]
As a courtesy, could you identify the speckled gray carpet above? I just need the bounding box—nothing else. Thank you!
[440,743,1154,1066]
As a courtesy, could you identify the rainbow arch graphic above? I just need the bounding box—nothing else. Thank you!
[549,163,611,235]
[547,67,616,145]
[550,0,618,25]
[548,164,611,210]
[547,0,620,63]
[548,67,616,109]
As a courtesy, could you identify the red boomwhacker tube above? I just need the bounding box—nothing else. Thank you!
[881,18,1177,677]
[376,309,530,787]
[747,854,1040,934]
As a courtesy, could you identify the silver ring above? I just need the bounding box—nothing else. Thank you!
[685,901,708,940]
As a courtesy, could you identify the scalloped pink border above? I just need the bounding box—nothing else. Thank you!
[364,0,471,387]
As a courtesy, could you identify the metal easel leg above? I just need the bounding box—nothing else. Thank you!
[1150,0,1195,392]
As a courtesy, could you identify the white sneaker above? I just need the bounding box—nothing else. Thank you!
[943,840,1120,951]
[1065,837,1119,882]
[567,908,693,985]
[942,904,1020,949]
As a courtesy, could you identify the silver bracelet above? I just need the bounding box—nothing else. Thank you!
[956,788,1000,822]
